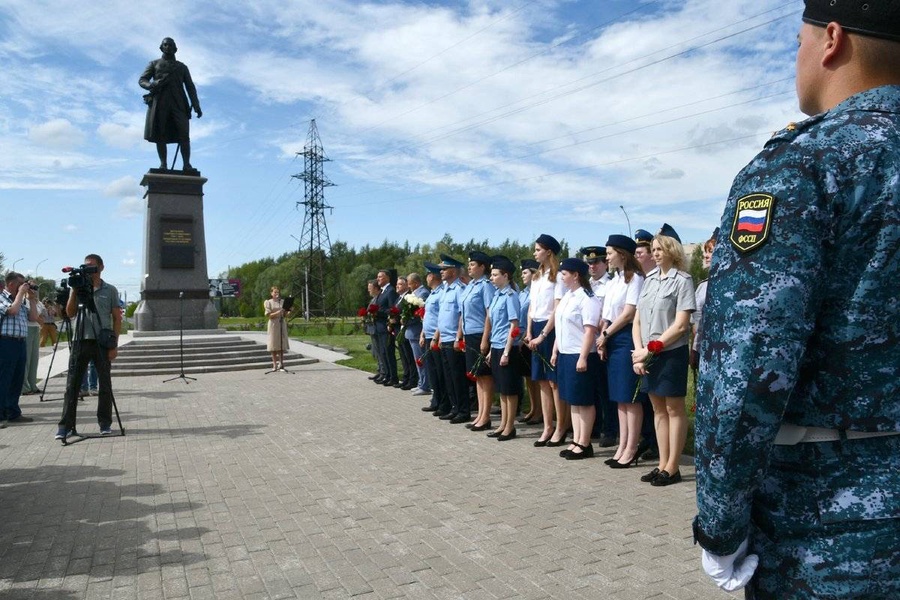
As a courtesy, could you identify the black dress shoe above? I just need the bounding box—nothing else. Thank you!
[438,412,456,420]
[383,379,399,386]
[449,414,470,424]
[546,435,568,447]
[608,454,639,469]
[533,436,551,447]
[497,429,517,441]
[640,468,661,483]
[368,374,380,380]
[604,457,619,465]
[400,383,414,390]
[392,382,404,388]
[421,405,438,412]
[486,430,501,438]
[559,445,575,458]
[470,421,492,431]
[372,376,384,383]
[650,470,682,486]
[566,443,593,460]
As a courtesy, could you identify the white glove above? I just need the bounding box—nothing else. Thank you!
[701,538,759,592]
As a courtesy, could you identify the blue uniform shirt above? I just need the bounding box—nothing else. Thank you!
[460,275,494,335]
[694,85,900,555]
[518,285,531,324]
[437,279,466,341]
[422,284,443,339]
[488,286,521,349]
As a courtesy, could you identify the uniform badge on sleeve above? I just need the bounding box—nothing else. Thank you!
[729,193,775,253]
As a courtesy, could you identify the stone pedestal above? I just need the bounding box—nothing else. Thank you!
[134,169,218,331]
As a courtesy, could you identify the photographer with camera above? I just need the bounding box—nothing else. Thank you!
[55,254,122,439]
[0,272,39,427]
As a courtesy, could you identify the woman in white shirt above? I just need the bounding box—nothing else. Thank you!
[551,258,602,459]
[525,234,568,447]
[596,235,645,468]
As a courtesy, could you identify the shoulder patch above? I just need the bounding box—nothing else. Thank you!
[729,193,775,253]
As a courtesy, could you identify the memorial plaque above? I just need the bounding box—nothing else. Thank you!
[161,216,195,269]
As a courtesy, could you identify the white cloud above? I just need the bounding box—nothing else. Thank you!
[28,119,85,150]
[104,175,140,198]
[64,224,78,232]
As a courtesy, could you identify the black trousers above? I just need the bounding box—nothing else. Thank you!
[375,331,397,381]
[425,347,446,410]
[59,340,115,431]
[439,343,468,416]
[397,336,416,385]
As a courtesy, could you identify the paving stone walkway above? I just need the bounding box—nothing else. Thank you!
[0,359,732,599]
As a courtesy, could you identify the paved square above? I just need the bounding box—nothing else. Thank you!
[0,354,731,599]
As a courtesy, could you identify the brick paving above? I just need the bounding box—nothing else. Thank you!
[0,353,732,599]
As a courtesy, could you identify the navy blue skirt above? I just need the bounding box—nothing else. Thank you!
[530,320,557,382]
[641,344,689,397]
[464,333,492,376]
[490,347,524,396]
[557,353,600,406]
[606,323,639,403]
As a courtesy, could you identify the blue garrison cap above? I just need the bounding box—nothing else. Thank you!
[560,257,588,276]
[535,233,561,255]
[491,255,515,274]
[658,223,682,244]
[606,234,637,255]
[634,229,653,247]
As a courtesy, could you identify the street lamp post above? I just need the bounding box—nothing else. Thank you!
[11,257,24,272]
[619,206,632,238]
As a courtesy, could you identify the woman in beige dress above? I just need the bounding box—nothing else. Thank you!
[264,286,291,370]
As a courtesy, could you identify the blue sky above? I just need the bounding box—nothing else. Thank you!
[0,0,804,300]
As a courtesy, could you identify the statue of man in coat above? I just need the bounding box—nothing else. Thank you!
[139,37,202,171]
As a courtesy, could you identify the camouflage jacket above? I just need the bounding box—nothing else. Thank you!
[693,85,900,555]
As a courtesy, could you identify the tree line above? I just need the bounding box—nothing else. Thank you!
[217,234,708,319]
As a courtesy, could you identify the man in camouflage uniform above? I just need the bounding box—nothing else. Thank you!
[694,1,900,597]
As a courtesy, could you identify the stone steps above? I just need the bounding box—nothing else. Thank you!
[112,334,317,376]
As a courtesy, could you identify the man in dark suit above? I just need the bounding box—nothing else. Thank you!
[373,269,399,386]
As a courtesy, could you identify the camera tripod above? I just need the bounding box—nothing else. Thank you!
[39,315,71,403]
[59,294,125,445]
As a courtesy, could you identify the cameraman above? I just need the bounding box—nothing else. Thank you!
[0,272,39,427]
[55,254,122,439]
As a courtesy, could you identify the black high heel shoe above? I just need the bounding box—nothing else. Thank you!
[486,430,502,438]
[608,453,639,469]
[604,457,619,465]
[546,434,568,447]
[497,429,517,441]
[470,421,492,431]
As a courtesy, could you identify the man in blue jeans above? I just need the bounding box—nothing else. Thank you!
[0,272,39,427]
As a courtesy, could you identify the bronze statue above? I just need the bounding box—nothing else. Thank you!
[139,37,202,171]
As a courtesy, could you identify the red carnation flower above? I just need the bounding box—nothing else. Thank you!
[415,307,426,318]
[357,307,367,317]
[465,372,477,382]
[389,306,400,315]
[457,339,467,351]
[415,357,424,367]
[510,326,521,339]
[431,343,440,351]
[647,340,665,354]
[367,304,379,314]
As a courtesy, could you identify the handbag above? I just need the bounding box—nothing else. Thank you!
[97,328,117,349]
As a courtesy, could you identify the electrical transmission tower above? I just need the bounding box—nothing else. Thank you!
[293,119,340,319]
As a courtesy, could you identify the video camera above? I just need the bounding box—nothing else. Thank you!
[62,264,98,290]
[55,280,70,305]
